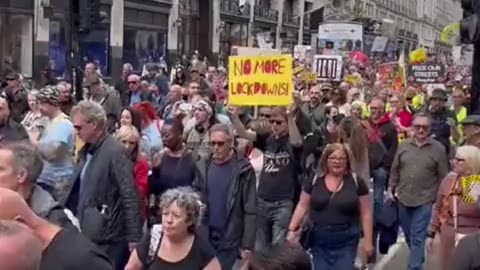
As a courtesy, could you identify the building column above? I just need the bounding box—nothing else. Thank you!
[248,0,255,47]
[110,0,124,82]
[297,0,305,45]
[211,0,220,65]
[167,0,179,67]
[33,0,50,85]
[272,0,284,50]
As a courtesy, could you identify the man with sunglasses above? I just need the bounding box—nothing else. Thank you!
[193,123,257,270]
[123,74,152,107]
[389,113,448,270]
[229,104,303,254]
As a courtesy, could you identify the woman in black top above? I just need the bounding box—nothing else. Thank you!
[287,143,373,270]
[148,117,197,224]
[125,187,221,270]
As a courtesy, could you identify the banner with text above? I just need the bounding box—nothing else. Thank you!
[228,55,293,106]
[313,55,343,81]
[407,64,445,84]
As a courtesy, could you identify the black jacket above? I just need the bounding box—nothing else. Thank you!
[64,135,143,244]
[0,117,29,142]
[193,155,257,250]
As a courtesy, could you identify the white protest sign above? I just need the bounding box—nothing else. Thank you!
[313,55,343,81]
[371,36,389,52]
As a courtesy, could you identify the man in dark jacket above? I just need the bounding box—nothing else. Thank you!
[425,88,457,155]
[65,101,142,270]
[0,90,29,142]
[193,123,257,270]
[0,141,78,230]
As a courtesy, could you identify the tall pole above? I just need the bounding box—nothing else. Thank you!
[471,42,480,113]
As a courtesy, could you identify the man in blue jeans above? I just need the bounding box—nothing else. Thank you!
[388,114,448,270]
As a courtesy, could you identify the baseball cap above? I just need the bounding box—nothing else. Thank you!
[319,83,333,91]
[461,115,480,126]
[430,88,447,101]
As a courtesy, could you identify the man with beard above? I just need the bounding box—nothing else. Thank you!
[301,84,325,133]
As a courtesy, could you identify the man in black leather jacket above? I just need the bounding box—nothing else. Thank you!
[65,101,142,270]
[0,141,78,230]
[193,123,257,270]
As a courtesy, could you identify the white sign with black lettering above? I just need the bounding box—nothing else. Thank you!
[313,55,343,81]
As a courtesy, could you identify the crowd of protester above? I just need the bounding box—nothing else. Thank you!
[0,51,478,270]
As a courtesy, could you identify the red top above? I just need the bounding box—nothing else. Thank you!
[134,156,149,203]
[396,110,413,128]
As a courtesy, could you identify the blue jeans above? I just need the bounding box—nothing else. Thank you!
[398,203,433,270]
[311,224,360,270]
[371,167,388,224]
[209,227,239,270]
[255,198,294,252]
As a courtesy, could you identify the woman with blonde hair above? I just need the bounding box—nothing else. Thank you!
[287,143,373,270]
[114,125,149,205]
[427,145,480,270]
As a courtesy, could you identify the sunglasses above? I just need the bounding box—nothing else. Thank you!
[413,124,430,131]
[127,81,138,85]
[430,97,444,102]
[259,113,271,119]
[269,119,284,125]
[209,141,227,147]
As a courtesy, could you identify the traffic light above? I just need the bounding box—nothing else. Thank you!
[460,0,480,43]
[78,0,101,32]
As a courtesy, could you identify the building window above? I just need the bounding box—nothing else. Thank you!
[178,0,200,57]
[219,22,248,66]
[0,14,32,77]
[79,29,110,76]
[123,29,167,73]
[49,21,66,78]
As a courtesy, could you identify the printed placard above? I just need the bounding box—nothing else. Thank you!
[408,64,445,84]
[228,55,294,106]
[313,55,343,81]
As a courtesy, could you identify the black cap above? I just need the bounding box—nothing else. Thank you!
[461,115,480,126]
[430,88,447,101]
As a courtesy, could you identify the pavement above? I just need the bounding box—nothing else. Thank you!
[373,235,441,270]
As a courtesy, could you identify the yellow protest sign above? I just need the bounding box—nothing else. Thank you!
[344,74,362,85]
[228,55,294,106]
[302,72,317,83]
[460,175,480,204]
[293,65,305,74]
